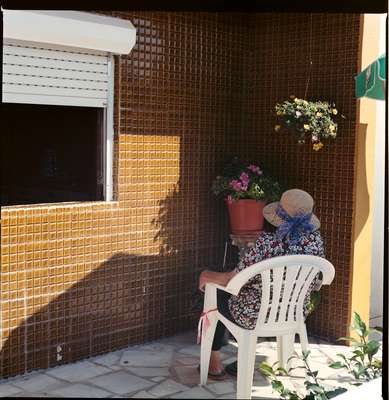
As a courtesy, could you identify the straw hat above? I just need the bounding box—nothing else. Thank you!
[263,188,320,230]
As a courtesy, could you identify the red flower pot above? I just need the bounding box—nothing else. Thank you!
[226,199,266,235]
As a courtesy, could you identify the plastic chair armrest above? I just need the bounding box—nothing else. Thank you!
[205,282,238,296]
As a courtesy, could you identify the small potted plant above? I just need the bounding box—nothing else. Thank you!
[212,157,282,235]
[274,96,345,151]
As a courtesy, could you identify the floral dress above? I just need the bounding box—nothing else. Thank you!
[228,231,325,330]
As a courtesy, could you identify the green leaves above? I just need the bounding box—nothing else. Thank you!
[260,352,334,400]
[366,340,380,357]
[371,326,383,333]
[271,379,284,392]
[260,360,304,399]
[259,361,289,378]
[258,312,381,399]
[275,367,289,376]
[329,361,344,369]
[287,353,301,363]
[337,336,360,345]
[352,362,367,379]
[325,387,348,398]
[336,353,349,362]
[352,312,369,338]
[259,361,275,377]
[331,312,382,383]
[305,382,325,394]
[306,291,321,315]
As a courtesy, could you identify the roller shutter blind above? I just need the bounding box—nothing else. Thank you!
[2,40,110,108]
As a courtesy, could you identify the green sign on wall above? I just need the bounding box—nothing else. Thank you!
[355,54,386,101]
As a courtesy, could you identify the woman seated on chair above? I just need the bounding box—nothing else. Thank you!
[198,188,325,379]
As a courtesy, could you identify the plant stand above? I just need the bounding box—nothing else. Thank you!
[221,233,260,271]
[230,233,259,258]
[222,232,261,346]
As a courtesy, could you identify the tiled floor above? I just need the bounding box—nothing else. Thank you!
[0,331,375,398]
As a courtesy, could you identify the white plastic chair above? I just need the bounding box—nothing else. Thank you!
[199,254,335,399]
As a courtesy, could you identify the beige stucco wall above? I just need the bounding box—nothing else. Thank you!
[350,13,382,334]
[369,14,386,331]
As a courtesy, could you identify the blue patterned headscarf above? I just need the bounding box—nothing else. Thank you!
[275,204,316,245]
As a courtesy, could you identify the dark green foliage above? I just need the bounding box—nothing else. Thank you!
[306,291,321,315]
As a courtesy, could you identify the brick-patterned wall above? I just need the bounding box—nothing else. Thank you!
[0,12,360,378]
[0,12,250,378]
[242,13,361,340]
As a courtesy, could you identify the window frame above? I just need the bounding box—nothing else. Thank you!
[1,51,115,207]
[105,54,115,202]
[2,9,136,207]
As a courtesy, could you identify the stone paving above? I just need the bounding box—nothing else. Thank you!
[0,331,373,398]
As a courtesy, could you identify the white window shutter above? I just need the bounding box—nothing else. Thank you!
[2,40,110,108]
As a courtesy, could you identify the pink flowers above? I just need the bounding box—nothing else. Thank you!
[240,172,250,191]
[212,158,282,202]
[229,166,262,193]
[230,172,250,192]
[240,172,250,183]
[230,179,243,191]
[247,165,263,175]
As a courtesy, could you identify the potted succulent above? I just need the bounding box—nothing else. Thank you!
[274,96,345,151]
[212,157,282,235]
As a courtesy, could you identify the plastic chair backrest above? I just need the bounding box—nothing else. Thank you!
[225,255,335,332]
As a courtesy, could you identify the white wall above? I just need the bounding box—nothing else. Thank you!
[369,13,386,328]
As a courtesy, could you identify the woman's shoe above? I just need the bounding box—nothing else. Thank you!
[196,365,227,381]
[225,360,237,376]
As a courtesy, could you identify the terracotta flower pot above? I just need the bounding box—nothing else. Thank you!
[226,199,266,235]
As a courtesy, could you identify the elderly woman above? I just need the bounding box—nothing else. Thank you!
[198,189,325,379]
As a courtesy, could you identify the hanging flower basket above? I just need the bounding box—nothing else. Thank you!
[274,96,346,151]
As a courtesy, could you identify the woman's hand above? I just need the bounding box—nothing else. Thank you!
[198,270,237,292]
[198,270,212,292]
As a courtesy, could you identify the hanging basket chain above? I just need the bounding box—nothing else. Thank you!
[304,61,313,99]
[304,14,313,99]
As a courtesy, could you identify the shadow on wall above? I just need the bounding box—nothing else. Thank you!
[152,185,182,256]
[151,181,239,312]
[151,177,240,270]
[1,173,233,379]
[0,252,198,378]
[353,123,370,242]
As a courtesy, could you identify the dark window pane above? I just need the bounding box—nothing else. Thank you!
[1,103,104,206]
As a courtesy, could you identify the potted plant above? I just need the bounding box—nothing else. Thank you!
[274,96,345,151]
[259,312,382,400]
[212,157,282,235]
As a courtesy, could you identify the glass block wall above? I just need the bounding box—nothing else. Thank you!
[0,12,361,378]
